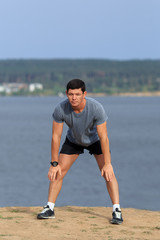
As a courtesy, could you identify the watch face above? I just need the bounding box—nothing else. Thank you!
[52,161,58,167]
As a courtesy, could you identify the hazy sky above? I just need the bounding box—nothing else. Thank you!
[0,0,160,60]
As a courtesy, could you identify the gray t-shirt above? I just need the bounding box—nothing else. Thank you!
[52,97,108,146]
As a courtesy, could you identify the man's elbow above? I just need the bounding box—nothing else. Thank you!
[52,134,61,143]
[99,135,109,143]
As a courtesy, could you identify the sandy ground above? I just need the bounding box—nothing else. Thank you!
[0,206,160,240]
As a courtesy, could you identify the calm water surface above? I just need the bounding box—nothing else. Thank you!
[0,96,160,210]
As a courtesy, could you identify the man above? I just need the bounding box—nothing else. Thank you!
[37,79,123,224]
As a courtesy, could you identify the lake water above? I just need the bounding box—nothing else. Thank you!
[0,96,160,211]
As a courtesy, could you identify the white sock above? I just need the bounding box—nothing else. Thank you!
[47,202,55,211]
[113,204,120,212]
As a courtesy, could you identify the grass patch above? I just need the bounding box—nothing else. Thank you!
[80,209,93,214]
[143,231,152,235]
[86,207,94,211]
[91,227,106,233]
[81,229,87,232]
[120,230,135,235]
[56,219,65,223]
[94,227,105,230]
[0,215,13,220]
[77,221,84,224]
[51,225,59,229]
[65,207,74,212]
[9,209,22,213]
[32,212,38,217]
[133,226,146,229]
[42,222,49,226]
[88,216,97,218]
[0,215,24,220]
[155,226,160,230]
[8,208,28,213]
[108,238,136,240]
[0,234,12,237]
[105,231,111,234]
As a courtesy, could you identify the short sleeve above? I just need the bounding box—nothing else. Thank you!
[94,103,108,125]
[52,104,64,123]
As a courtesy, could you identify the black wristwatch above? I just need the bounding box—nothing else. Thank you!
[50,161,59,167]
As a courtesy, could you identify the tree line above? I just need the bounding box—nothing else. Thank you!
[0,59,160,95]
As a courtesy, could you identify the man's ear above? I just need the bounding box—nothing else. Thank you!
[84,91,87,97]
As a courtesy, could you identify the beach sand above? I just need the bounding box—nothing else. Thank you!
[0,206,160,240]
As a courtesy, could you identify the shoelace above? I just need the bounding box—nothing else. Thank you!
[41,206,50,213]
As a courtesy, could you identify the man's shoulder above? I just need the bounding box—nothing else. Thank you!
[86,97,107,122]
[54,98,72,116]
[56,98,70,109]
[53,98,71,122]
[86,97,103,108]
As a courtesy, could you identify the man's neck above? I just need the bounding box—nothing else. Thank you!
[72,98,86,113]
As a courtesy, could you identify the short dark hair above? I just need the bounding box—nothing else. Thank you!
[66,79,86,93]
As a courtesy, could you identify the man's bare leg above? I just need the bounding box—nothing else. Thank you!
[48,153,79,203]
[94,154,119,205]
[37,153,79,219]
[94,154,123,224]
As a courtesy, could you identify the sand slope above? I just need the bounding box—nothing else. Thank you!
[0,206,160,240]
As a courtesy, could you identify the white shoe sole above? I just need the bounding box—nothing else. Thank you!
[111,219,123,224]
[37,215,55,219]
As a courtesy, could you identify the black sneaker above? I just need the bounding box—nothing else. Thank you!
[37,205,55,219]
[111,208,123,224]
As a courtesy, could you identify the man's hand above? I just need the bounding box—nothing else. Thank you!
[48,165,62,181]
[101,164,114,182]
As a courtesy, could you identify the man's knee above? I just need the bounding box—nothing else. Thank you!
[56,167,68,181]
[104,172,116,183]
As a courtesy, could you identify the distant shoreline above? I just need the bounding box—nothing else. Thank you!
[87,91,160,97]
[1,91,160,97]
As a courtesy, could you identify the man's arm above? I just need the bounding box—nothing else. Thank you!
[96,121,114,181]
[48,120,64,181]
[51,120,64,162]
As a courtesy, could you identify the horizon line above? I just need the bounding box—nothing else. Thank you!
[0,58,160,61]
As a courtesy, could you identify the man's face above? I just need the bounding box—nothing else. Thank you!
[66,88,86,108]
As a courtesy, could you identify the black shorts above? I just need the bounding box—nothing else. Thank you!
[60,137,103,155]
